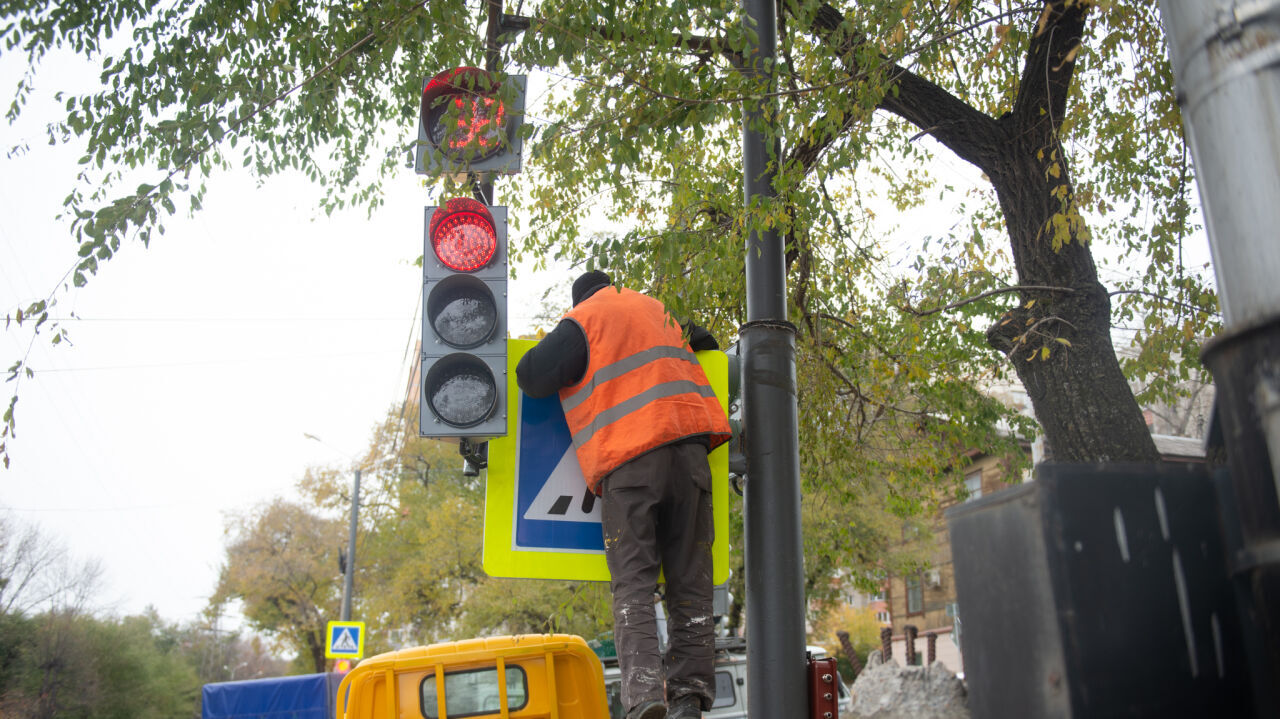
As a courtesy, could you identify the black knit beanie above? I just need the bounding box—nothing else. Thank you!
[571,270,612,306]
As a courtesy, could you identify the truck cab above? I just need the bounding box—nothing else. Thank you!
[338,634,609,719]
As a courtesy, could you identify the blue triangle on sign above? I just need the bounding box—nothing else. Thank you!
[514,394,605,552]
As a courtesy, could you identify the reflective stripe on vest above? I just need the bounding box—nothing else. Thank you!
[559,288,731,490]
[571,378,719,448]
[559,345,703,415]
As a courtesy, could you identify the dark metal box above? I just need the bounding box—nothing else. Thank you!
[946,462,1251,718]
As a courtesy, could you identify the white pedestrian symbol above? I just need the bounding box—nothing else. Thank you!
[333,628,358,652]
[523,448,598,523]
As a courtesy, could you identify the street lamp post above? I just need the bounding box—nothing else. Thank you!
[340,468,360,622]
[305,433,366,623]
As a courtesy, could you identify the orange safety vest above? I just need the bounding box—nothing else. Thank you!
[560,287,731,493]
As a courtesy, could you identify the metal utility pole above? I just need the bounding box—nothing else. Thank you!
[1160,2,1280,714]
[341,468,361,622]
[476,0,503,206]
[740,0,807,715]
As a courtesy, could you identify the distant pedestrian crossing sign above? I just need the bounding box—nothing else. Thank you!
[325,620,365,660]
[483,340,729,583]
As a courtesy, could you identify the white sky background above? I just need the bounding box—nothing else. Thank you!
[0,49,561,625]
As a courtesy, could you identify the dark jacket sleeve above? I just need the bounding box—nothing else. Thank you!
[682,321,720,352]
[515,319,589,398]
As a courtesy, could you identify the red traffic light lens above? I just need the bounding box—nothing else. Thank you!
[421,67,507,162]
[429,198,496,272]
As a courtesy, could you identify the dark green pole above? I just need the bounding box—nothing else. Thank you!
[740,0,807,715]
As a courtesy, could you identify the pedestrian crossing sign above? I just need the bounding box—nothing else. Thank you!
[325,620,365,659]
[483,340,730,583]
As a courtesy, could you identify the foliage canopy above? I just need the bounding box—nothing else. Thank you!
[2,1,1219,627]
[2,0,1215,474]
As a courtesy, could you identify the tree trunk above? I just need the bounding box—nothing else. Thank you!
[983,133,1159,462]
[309,633,326,674]
[804,0,1160,462]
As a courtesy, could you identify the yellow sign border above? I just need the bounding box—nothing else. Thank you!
[325,620,366,659]
[484,340,730,583]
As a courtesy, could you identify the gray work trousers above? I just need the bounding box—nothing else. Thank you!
[600,440,716,714]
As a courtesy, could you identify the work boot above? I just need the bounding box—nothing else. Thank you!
[626,700,667,719]
[667,696,702,719]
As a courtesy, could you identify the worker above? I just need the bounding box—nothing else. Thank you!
[516,270,731,719]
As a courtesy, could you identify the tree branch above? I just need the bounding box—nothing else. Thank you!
[902,284,1077,317]
[874,64,1004,172]
[514,13,743,64]
[802,3,1042,174]
[1108,289,1219,319]
[1010,1,1089,136]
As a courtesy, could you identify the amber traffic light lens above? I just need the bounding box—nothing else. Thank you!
[427,276,497,349]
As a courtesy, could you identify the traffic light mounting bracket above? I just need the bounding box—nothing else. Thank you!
[460,438,488,477]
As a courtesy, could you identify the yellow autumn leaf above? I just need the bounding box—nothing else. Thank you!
[1035,4,1053,36]
[1041,346,1051,360]
[1056,337,1072,347]
[1054,44,1081,73]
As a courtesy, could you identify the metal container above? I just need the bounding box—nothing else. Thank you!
[947,463,1251,718]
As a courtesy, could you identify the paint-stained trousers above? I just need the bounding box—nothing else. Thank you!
[600,440,716,714]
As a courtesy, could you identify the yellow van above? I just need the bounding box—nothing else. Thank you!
[337,634,609,719]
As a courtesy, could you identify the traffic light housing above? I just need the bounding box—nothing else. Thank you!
[420,198,508,439]
[416,67,526,177]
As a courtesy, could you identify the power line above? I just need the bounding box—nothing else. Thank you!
[32,349,392,373]
[3,502,209,512]
[39,316,414,323]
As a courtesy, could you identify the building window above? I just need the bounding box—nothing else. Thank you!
[906,575,923,615]
[964,469,983,502]
[875,610,891,624]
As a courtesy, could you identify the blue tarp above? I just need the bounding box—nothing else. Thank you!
[202,672,344,719]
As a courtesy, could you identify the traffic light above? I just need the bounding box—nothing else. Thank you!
[416,67,526,177]
[420,197,508,439]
